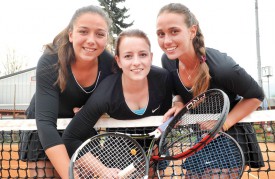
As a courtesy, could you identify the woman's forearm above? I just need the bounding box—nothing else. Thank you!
[45,144,70,179]
[225,98,262,129]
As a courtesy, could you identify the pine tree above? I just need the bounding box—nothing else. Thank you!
[98,0,134,52]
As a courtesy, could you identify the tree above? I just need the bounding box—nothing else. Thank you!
[98,0,134,52]
[1,48,25,75]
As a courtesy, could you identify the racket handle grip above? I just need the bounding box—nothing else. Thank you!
[118,163,136,178]
[158,116,174,132]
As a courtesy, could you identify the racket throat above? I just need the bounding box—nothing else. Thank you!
[149,129,162,139]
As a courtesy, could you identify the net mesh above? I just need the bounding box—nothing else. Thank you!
[0,111,274,179]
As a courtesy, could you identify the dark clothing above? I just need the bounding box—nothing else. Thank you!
[162,48,264,109]
[20,50,115,161]
[161,47,265,168]
[62,66,172,157]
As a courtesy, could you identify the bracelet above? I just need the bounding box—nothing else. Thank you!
[222,122,229,131]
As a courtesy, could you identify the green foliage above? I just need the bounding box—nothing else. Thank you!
[98,0,134,35]
[98,0,134,52]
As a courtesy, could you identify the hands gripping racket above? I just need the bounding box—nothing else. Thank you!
[69,89,229,178]
[69,133,149,179]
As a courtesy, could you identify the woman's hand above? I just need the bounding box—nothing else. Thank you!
[75,167,121,179]
[197,120,218,130]
[73,106,83,115]
[163,101,184,122]
[101,168,121,179]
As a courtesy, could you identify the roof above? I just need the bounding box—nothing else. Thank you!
[0,67,36,80]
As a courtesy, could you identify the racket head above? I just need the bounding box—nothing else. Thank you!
[158,89,230,160]
[69,133,149,179]
[155,132,244,178]
[180,131,245,179]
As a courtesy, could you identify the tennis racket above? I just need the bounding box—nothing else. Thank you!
[154,88,230,161]
[70,89,229,178]
[69,133,149,179]
[179,132,245,179]
[117,89,229,177]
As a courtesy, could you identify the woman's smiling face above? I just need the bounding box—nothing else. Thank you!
[156,12,196,60]
[69,13,108,62]
[116,36,152,81]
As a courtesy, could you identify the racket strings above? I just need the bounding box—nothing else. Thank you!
[182,133,244,178]
[161,92,226,158]
[73,135,147,178]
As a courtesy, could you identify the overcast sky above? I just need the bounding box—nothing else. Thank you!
[0,0,274,96]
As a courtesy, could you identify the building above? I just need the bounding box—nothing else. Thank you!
[0,67,274,118]
[0,67,36,118]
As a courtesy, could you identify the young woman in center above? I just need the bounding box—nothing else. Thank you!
[156,3,265,178]
[62,29,172,178]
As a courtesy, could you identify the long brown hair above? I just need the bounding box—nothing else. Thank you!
[158,3,211,96]
[44,5,111,92]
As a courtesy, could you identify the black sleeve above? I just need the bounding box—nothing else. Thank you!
[62,83,110,157]
[217,55,264,101]
[35,54,62,150]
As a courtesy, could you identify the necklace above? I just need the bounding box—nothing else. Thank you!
[181,62,198,80]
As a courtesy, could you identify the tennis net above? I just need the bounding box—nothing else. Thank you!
[1,110,274,178]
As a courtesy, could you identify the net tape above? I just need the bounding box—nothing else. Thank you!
[1,110,275,131]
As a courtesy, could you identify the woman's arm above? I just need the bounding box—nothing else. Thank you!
[218,55,264,130]
[73,152,121,178]
[163,95,184,121]
[62,87,109,157]
[45,145,70,179]
[224,98,261,130]
[35,54,70,178]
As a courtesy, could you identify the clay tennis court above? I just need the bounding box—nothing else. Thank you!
[1,143,274,178]
[0,144,28,178]
[241,143,275,179]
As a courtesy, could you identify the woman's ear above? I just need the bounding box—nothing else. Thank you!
[68,31,73,43]
[115,55,122,69]
[190,25,198,40]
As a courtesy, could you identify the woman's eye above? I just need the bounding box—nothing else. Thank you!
[96,32,106,38]
[157,32,165,38]
[79,30,87,34]
[124,55,132,59]
[140,53,148,57]
[171,30,179,35]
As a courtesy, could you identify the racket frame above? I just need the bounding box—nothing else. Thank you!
[155,89,230,160]
[69,89,230,178]
[69,132,149,179]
